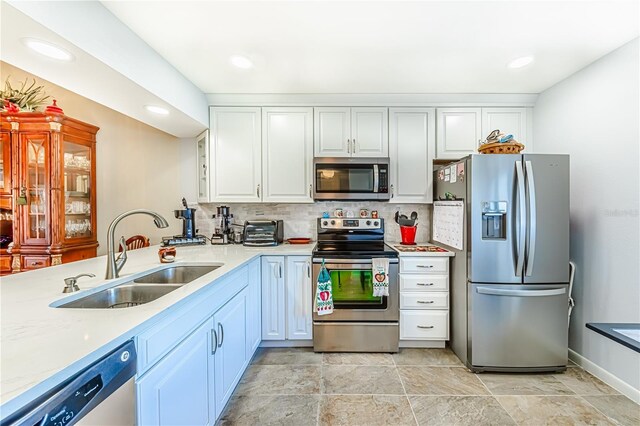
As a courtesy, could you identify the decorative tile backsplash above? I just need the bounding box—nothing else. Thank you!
[194,202,432,243]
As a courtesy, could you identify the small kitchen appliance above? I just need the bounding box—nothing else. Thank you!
[313,157,390,201]
[435,154,570,372]
[312,218,399,352]
[212,205,233,244]
[162,198,207,246]
[243,220,284,246]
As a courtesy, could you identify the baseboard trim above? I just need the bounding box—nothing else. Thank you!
[568,348,640,404]
[400,340,446,348]
[260,340,313,348]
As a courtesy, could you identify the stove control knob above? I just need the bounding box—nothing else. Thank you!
[366,220,371,226]
[322,221,328,226]
[330,220,336,225]
[373,221,379,226]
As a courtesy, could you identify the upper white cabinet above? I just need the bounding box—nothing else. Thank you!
[314,107,388,157]
[196,130,209,203]
[436,107,532,159]
[389,108,435,203]
[286,256,313,340]
[436,108,482,160]
[481,107,532,152]
[210,107,262,202]
[262,108,314,203]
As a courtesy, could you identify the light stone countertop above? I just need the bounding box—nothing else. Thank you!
[390,242,455,257]
[0,242,314,418]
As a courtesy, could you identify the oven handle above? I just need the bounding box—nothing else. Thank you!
[312,258,399,265]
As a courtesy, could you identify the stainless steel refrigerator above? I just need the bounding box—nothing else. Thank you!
[434,154,570,372]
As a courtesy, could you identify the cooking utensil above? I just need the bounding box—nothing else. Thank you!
[399,218,415,226]
[394,211,400,224]
[410,211,418,221]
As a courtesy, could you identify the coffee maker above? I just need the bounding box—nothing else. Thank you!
[162,198,207,246]
[212,205,232,244]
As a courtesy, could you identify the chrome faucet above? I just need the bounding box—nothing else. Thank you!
[63,273,95,293]
[105,209,169,279]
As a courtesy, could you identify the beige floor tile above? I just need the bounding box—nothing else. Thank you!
[496,395,615,425]
[322,352,394,365]
[252,347,323,365]
[478,373,576,395]
[554,368,620,395]
[409,395,516,425]
[398,367,489,395]
[236,365,321,395]
[392,348,463,366]
[583,395,640,426]
[322,365,405,395]
[218,395,320,426]
[318,395,416,426]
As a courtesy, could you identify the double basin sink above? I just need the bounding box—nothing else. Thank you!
[58,265,222,309]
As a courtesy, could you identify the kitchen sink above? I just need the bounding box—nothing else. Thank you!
[58,284,182,309]
[133,265,221,284]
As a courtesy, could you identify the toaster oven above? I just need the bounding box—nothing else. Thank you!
[243,220,284,246]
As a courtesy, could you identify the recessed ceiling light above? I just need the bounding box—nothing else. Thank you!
[22,38,74,61]
[507,56,534,69]
[145,105,169,115]
[230,55,253,69]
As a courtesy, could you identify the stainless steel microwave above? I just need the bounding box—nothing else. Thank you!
[313,157,390,201]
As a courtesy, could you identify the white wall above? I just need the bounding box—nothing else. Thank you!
[1,62,184,255]
[534,39,640,396]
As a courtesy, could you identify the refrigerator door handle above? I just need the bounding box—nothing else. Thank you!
[476,286,566,297]
[515,161,526,277]
[525,160,537,276]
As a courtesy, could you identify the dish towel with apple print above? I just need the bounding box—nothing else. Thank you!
[315,259,334,315]
[372,258,389,297]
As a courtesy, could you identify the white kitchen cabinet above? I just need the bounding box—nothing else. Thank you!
[196,130,210,203]
[314,107,388,157]
[213,288,247,418]
[481,107,532,151]
[137,318,215,426]
[262,108,314,202]
[210,107,262,202]
[436,108,482,160]
[389,108,435,203]
[245,259,261,358]
[286,256,313,340]
[261,256,286,340]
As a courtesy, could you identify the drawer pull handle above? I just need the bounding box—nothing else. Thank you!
[211,329,218,355]
[417,265,434,269]
[416,283,434,286]
[417,300,434,304]
[417,325,434,329]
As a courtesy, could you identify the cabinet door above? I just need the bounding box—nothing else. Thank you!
[262,108,313,203]
[196,130,210,203]
[351,107,388,157]
[481,107,532,151]
[137,318,215,426]
[0,132,11,196]
[389,108,435,203]
[314,107,350,157]
[286,256,313,340]
[20,132,50,245]
[261,256,286,340]
[214,289,248,418]
[436,108,482,159]
[245,258,262,359]
[210,107,262,202]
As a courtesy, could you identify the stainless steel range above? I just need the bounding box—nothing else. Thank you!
[312,218,399,353]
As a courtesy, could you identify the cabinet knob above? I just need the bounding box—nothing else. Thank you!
[256,184,261,198]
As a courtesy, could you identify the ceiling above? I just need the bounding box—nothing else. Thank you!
[104,0,639,94]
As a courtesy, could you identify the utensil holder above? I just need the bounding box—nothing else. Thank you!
[400,225,417,245]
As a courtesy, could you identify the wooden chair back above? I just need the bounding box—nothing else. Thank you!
[119,235,150,252]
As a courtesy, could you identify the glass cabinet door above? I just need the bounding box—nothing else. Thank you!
[63,141,93,240]
[22,133,49,243]
[196,131,209,201]
[0,132,11,195]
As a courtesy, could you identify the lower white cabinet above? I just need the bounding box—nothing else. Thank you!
[137,318,215,426]
[262,255,313,341]
[245,259,261,357]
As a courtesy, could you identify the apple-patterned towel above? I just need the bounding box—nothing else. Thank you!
[315,259,334,315]
[372,258,389,297]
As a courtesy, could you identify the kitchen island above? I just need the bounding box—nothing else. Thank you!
[0,243,314,422]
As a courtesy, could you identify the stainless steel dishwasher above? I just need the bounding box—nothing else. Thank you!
[3,340,136,426]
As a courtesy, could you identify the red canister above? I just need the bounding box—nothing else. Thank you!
[400,226,417,245]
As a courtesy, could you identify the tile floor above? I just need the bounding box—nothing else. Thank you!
[217,347,640,426]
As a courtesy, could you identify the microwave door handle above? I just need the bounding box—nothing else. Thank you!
[373,164,379,193]
[515,161,526,277]
[525,160,537,276]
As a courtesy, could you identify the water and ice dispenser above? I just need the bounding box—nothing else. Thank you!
[481,201,507,240]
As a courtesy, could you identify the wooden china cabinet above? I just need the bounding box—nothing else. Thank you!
[0,112,99,275]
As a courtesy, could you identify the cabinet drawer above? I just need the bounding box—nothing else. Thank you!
[400,311,449,340]
[0,255,11,272]
[400,274,448,291]
[400,292,449,309]
[400,257,449,274]
[22,256,50,270]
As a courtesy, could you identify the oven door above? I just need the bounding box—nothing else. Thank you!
[313,159,389,200]
[312,259,399,322]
